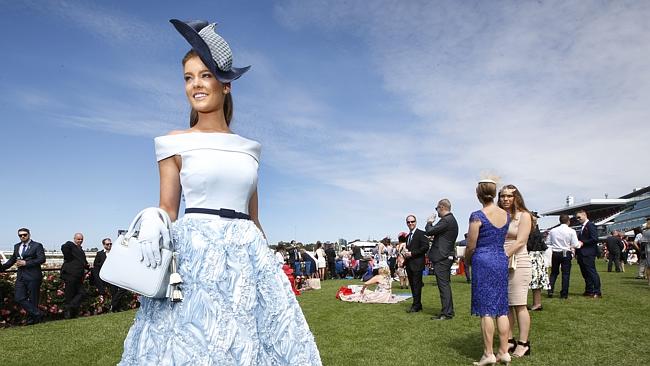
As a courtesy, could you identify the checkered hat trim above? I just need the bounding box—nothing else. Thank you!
[198,23,233,72]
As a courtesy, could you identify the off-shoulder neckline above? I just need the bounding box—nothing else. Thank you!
[155,132,258,142]
[161,131,236,137]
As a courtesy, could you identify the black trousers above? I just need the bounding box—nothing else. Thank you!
[406,267,423,309]
[94,275,107,295]
[576,253,601,295]
[607,251,621,272]
[432,258,454,317]
[14,277,42,318]
[549,251,572,297]
[327,261,336,279]
[63,275,87,310]
[109,284,128,311]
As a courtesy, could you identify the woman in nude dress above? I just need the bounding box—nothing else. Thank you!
[339,266,401,304]
[498,184,533,358]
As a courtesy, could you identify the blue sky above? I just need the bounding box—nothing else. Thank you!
[1,0,649,251]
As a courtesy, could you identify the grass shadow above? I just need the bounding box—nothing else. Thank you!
[447,330,484,359]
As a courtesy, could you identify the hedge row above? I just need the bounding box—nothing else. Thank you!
[0,271,139,327]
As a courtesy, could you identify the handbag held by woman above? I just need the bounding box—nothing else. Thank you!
[100,207,183,301]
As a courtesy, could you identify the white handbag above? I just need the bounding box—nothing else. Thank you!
[100,208,183,300]
[306,278,321,290]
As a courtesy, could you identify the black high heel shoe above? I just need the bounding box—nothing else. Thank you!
[507,338,516,353]
[513,340,531,357]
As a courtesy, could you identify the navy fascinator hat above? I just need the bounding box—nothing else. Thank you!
[170,19,250,83]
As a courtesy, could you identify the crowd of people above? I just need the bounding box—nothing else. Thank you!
[274,181,650,366]
[463,181,612,365]
[0,229,129,325]
[3,198,650,364]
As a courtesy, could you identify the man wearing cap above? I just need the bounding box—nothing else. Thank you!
[425,199,459,320]
[0,228,46,325]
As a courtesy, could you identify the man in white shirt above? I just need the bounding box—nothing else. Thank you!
[545,214,582,299]
[632,227,645,279]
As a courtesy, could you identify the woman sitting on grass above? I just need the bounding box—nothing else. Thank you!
[339,266,401,304]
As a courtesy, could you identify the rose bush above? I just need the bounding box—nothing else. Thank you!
[0,270,139,327]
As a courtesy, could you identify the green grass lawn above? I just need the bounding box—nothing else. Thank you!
[1,261,649,365]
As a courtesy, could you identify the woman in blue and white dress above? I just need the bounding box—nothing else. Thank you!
[118,19,321,366]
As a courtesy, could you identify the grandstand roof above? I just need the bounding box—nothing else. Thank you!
[542,185,650,217]
[541,199,629,216]
[619,185,650,199]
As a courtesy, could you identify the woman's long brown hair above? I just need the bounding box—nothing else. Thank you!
[498,184,536,228]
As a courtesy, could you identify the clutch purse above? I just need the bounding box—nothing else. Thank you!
[508,254,517,270]
[100,208,182,300]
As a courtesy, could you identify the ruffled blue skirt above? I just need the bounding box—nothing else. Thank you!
[118,216,322,365]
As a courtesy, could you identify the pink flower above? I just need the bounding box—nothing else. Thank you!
[56,290,64,297]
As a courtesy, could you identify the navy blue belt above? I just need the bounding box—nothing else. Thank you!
[185,208,251,220]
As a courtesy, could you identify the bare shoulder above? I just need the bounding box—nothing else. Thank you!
[166,129,191,136]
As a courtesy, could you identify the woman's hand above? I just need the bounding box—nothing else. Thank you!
[504,247,513,257]
[138,208,171,268]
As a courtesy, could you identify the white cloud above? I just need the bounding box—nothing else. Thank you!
[262,0,650,239]
[6,1,648,243]
[8,65,186,138]
[22,0,169,47]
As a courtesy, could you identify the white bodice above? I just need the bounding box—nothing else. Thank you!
[154,133,261,214]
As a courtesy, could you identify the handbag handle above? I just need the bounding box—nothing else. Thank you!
[123,207,173,250]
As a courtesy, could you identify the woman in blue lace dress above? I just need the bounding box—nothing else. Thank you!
[117,19,321,365]
[466,179,511,366]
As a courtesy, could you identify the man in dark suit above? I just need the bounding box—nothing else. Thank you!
[61,232,89,318]
[93,238,127,312]
[325,244,337,280]
[425,199,459,320]
[92,238,110,296]
[575,210,602,298]
[605,231,623,272]
[404,214,430,313]
[1,228,46,324]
